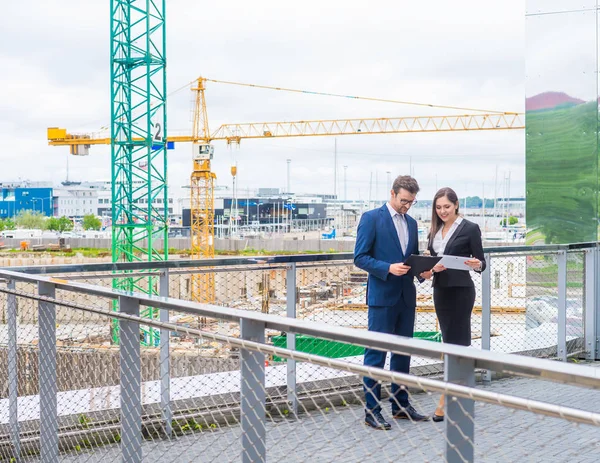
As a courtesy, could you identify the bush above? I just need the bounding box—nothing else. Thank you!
[500,216,519,226]
[47,216,74,233]
[15,211,47,229]
[82,214,102,231]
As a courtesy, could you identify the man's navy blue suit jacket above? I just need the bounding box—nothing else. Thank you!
[353,204,419,308]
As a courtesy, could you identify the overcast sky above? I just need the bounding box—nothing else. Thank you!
[0,0,526,201]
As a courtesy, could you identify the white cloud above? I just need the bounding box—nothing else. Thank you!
[1,0,525,200]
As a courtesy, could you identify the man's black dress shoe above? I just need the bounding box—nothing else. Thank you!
[365,410,392,430]
[392,404,430,422]
[432,413,444,422]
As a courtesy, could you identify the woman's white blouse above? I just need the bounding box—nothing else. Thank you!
[432,216,463,256]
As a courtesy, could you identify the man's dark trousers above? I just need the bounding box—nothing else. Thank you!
[363,298,415,412]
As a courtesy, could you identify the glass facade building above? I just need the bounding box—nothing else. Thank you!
[526,1,599,244]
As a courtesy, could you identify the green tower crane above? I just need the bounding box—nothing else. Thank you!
[110,0,168,345]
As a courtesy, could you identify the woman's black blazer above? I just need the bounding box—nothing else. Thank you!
[427,219,486,288]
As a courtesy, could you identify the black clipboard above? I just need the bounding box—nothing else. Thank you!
[403,254,442,277]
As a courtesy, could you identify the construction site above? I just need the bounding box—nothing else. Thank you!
[5,0,580,410]
[25,0,526,388]
[1,249,560,399]
[5,3,600,462]
[5,39,538,397]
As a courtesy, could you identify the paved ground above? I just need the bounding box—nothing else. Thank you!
[26,365,600,463]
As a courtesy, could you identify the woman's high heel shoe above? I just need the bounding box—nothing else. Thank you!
[432,405,444,422]
[433,395,445,422]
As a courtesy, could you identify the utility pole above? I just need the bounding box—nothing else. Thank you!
[494,164,498,222]
[246,187,250,224]
[507,170,512,233]
[507,170,512,215]
[333,139,337,198]
[230,164,238,237]
[482,182,486,232]
[368,172,373,209]
[343,165,348,201]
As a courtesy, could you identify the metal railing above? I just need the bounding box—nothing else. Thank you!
[0,242,598,461]
[9,242,598,363]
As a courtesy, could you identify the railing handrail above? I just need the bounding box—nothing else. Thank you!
[1,267,599,390]
[3,241,597,275]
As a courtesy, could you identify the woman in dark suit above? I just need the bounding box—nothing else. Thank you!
[420,187,486,422]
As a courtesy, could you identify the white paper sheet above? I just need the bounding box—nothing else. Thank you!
[438,255,472,271]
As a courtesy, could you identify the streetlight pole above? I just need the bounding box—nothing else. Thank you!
[343,165,348,201]
[32,198,40,214]
[286,159,291,193]
[230,164,237,238]
[333,139,337,198]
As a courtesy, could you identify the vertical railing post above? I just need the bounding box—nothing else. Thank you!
[596,246,600,359]
[557,250,567,361]
[119,295,141,463]
[159,269,172,436]
[445,354,475,463]
[286,263,298,416]
[240,318,266,463]
[584,248,597,360]
[480,253,491,383]
[595,245,600,360]
[7,280,20,461]
[38,281,58,463]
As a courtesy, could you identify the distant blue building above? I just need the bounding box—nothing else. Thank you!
[0,187,53,218]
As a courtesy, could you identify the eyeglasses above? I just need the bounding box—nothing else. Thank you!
[399,199,417,206]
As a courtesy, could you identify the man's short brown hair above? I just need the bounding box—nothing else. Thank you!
[392,175,420,195]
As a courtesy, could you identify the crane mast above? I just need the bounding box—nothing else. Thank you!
[110,0,168,344]
[190,78,216,305]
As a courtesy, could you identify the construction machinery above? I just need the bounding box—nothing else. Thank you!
[48,76,525,307]
[114,0,167,345]
[189,78,216,305]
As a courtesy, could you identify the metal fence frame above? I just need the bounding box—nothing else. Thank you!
[8,241,599,361]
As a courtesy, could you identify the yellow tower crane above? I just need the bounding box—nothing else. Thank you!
[189,78,217,304]
[47,76,525,304]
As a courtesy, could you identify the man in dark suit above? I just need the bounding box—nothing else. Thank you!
[354,175,429,430]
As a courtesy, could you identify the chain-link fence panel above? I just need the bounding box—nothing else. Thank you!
[0,282,44,453]
[566,250,585,356]
[489,252,556,358]
[1,271,600,462]
[21,249,590,389]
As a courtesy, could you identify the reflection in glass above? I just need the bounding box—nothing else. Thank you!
[525,5,598,244]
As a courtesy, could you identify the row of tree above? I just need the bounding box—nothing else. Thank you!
[0,211,102,232]
[418,197,505,208]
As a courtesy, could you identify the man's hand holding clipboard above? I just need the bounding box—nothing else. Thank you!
[388,262,412,276]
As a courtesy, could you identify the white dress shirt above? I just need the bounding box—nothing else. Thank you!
[386,202,408,253]
[432,216,463,256]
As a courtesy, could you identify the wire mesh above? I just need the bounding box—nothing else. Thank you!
[2,293,598,463]
[28,251,588,395]
[0,248,595,462]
